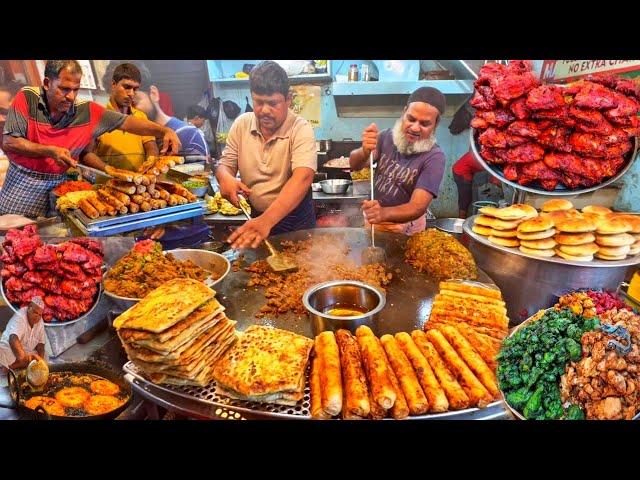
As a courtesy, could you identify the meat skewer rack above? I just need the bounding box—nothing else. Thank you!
[65,200,206,237]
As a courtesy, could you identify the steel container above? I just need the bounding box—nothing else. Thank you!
[103,248,231,310]
[319,179,352,194]
[302,280,386,336]
[470,130,639,196]
[435,218,465,237]
[463,217,639,324]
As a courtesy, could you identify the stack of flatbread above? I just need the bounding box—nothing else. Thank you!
[212,325,313,406]
[425,280,509,371]
[113,278,237,387]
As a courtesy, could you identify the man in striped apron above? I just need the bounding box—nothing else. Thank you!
[216,61,316,249]
[0,60,181,218]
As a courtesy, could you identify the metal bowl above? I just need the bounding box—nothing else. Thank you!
[302,280,386,336]
[182,181,209,197]
[0,280,103,327]
[312,183,322,192]
[103,248,231,308]
[435,218,465,235]
[470,129,639,196]
[319,179,352,195]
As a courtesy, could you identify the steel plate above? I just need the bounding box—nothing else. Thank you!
[470,129,639,196]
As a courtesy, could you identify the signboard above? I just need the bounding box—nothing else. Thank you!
[541,60,640,82]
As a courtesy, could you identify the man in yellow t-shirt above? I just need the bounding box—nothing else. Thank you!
[94,63,159,171]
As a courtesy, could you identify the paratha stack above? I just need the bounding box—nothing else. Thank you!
[212,325,314,406]
[472,203,538,248]
[425,280,509,371]
[113,278,237,387]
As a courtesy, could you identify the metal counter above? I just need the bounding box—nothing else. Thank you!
[463,216,640,324]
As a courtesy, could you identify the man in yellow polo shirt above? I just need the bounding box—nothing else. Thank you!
[94,63,158,171]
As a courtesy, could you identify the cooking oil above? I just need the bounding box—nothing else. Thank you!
[324,303,369,317]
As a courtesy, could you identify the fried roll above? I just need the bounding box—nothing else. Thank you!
[395,332,449,413]
[355,326,396,410]
[315,331,342,417]
[335,329,370,419]
[310,354,331,419]
[411,330,470,410]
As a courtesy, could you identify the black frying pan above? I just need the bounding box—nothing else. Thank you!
[5,361,132,420]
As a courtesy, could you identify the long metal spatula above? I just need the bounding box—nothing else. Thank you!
[361,152,387,265]
[236,194,298,273]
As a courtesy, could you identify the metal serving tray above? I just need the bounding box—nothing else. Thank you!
[73,200,205,229]
[123,361,506,420]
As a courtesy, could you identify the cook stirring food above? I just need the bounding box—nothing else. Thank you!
[0,297,46,378]
[215,61,317,249]
[349,87,447,235]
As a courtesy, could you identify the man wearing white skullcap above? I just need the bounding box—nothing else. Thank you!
[0,296,46,372]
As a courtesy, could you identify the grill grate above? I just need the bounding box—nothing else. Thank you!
[124,361,311,419]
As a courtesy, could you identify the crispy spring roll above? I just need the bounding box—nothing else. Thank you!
[106,179,136,195]
[128,202,140,214]
[130,194,145,205]
[105,165,133,182]
[141,191,151,200]
[152,157,171,173]
[381,334,429,416]
[136,156,158,173]
[395,332,449,412]
[368,387,387,419]
[426,329,493,407]
[335,329,370,419]
[135,184,147,194]
[166,194,178,206]
[155,186,171,201]
[149,199,165,210]
[78,198,99,219]
[139,201,152,212]
[379,340,410,419]
[156,199,167,209]
[97,188,124,210]
[411,330,470,410]
[311,354,331,419]
[315,331,342,417]
[436,325,500,399]
[455,324,499,372]
[104,187,131,206]
[355,326,396,410]
[170,194,188,205]
[86,196,107,217]
[140,174,151,186]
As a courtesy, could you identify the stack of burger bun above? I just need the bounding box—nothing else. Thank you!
[554,218,599,261]
[594,216,635,260]
[539,199,581,224]
[516,216,556,257]
[472,204,538,248]
[608,214,640,256]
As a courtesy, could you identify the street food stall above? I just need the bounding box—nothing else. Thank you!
[1,59,639,421]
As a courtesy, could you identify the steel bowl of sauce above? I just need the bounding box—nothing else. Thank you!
[302,280,386,336]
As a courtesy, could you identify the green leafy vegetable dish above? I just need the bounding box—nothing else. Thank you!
[497,308,600,420]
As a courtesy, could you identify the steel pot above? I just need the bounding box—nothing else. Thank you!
[302,280,386,336]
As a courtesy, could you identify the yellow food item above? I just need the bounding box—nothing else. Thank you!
[234,72,249,79]
[350,168,371,181]
[55,387,91,409]
[405,228,477,280]
[56,190,97,212]
[90,379,121,396]
[84,395,122,415]
[24,396,66,416]
[206,192,250,216]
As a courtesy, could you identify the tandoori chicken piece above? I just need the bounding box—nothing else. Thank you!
[503,143,545,163]
[537,126,572,152]
[614,77,640,98]
[509,97,530,119]
[519,160,563,186]
[585,73,618,89]
[0,263,26,278]
[574,118,614,136]
[490,71,539,105]
[569,106,606,126]
[507,120,549,139]
[475,108,515,128]
[506,60,533,75]
[478,127,508,148]
[479,146,506,164]
[604,93,639,118]
[532,106,569,121]
[574,82,619,110]
[505,134,530,147]
[470,116,489,129]
[603,140,632,159]
[526,85,566,110]
[475,63,508,87]
[469,86,497,110]
[503,163,519,181]
[569,132,608,157]
[60,242,93,264]
[69,238,104,256]
[32,244,58,264]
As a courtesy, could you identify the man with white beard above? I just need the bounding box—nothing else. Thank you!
[349,87,446,235]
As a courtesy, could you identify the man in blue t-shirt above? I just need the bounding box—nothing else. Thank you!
[349,87,447,235]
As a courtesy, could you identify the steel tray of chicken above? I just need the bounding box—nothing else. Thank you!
[469,61,640,196]
[0,226,104,324]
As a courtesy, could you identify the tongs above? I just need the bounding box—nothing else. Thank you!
[236,194,298,273]
[361,151,387,265]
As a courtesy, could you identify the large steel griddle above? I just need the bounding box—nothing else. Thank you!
[124,227,508,419]
[216,227,495,337]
